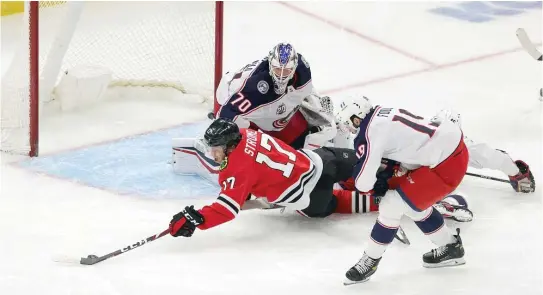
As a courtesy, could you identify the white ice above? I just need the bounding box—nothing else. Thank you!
[1,2,542,295]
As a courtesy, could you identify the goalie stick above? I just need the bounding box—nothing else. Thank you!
[79,229,169,265]
[516,28,542,61]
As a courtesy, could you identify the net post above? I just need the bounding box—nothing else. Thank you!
[29,0,39,157]
[214,1,224,116]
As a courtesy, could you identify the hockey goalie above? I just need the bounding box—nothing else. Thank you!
[171,43,337,183]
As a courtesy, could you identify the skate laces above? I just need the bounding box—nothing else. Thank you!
[354,254,375,273]
[431,245,448,258]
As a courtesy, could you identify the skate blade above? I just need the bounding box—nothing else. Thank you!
[423,257,466,268]
[343,277,370,286]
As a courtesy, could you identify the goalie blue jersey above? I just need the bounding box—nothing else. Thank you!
[216,53,313,131]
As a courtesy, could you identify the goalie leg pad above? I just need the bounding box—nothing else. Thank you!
[171,137,219,184]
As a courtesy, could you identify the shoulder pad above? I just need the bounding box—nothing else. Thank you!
[294,53,312,88]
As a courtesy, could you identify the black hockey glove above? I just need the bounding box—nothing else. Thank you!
[372,158,399,197]
[508,160,535,193]
[169,205,205,237]
[378,158,399,180]
[372,178,389,198]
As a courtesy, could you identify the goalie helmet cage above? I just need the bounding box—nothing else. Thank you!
[1,1,224,157]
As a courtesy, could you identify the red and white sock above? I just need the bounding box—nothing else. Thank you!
[333,189,379,214]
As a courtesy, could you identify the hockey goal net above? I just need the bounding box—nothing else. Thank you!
[1,1,223,157]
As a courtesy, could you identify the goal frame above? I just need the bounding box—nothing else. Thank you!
[26,1,224,157]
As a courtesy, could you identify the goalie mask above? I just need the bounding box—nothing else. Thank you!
[335,96,373,134]
[268,43,298,94]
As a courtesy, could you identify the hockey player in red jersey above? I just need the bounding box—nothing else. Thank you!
[335,96,469,285]
[168,118,363,238]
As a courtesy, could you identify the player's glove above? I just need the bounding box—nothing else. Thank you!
[372,178,389,197]
[379,158,400,179]
[372,159,400,197]
[508,160,535,193]
[169,205,205,237]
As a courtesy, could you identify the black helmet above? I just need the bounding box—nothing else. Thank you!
[204,118,242,148]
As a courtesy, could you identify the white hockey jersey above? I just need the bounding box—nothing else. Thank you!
[430,109,520,177]
[215,54,313,132]
[463,136,519,176]
[351,107,462,192]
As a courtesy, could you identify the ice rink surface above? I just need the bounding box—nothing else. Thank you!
[1,2,542,294]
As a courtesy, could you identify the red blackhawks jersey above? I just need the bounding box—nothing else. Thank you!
[197,128,323,230]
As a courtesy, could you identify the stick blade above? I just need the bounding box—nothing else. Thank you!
[80,255,100,265]
[516,28,543,61]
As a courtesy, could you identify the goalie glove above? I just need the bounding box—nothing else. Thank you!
[508,160,535,193]
[299,94,335,126]
[299,94,338,149]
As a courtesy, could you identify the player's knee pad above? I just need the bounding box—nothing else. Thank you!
[378,190,407,219]
[405,206,433,222]
[376,214,401,228]
[386,187,443,220]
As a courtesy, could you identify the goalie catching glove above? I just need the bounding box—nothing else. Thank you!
[169,205,205,237]
[509,160,536,193]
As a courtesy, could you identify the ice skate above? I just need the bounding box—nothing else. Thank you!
[433,201,473,222]
[344,253,381,285]
[423,228,466,268]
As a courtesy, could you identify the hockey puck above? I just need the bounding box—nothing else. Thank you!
[207,112,215,120]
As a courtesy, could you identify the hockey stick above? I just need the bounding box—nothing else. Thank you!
[516,28,542,61]
[465,172,509,184]
[394,226,410,245]
[80,229,169,265]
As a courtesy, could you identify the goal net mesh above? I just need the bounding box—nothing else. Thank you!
[1,1,218,155]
